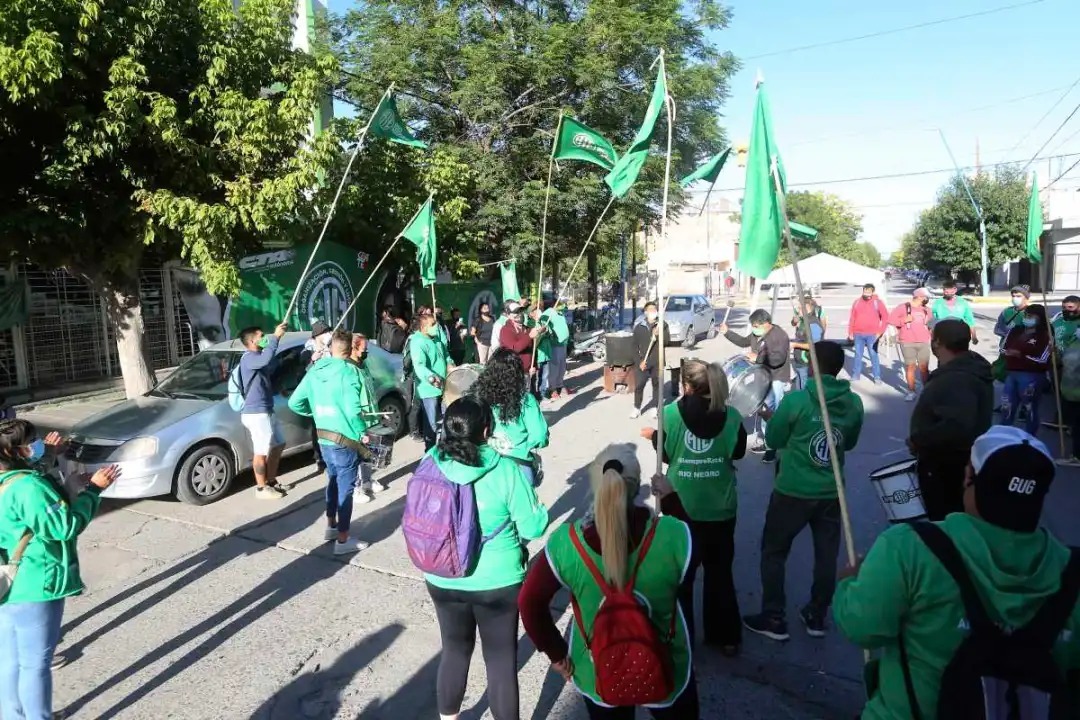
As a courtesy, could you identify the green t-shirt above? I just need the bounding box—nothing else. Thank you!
[409,331,449,399]
[931,297,975,327]
[545,516,693,707]
[662,403,741,521]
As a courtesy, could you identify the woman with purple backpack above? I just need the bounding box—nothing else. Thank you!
[416,397,549,720]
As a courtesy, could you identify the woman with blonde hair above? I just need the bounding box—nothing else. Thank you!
[642,358,746,656]
[519,445,697,719]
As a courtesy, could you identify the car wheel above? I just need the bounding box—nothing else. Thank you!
[379,394,408,438]
[707,320,718,339]
[175,444,234,506]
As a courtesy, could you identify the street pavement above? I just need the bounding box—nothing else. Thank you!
[18,286,1080,719]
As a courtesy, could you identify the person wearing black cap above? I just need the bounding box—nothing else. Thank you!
[907,318,994,520]
[834,426,1080,720]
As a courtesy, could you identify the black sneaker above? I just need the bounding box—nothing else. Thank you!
[750,443,767,454]
[762,449,777,464]
[799,606,826,638]
[742,613,789,641]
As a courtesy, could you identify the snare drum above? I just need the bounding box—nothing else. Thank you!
[869,459,926,523]
[721,355,772,417]
[366,425,396,471]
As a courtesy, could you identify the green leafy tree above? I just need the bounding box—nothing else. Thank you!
[1,0,339,397]
[330,0,738,298]
[907,167,1029,283]
[782,190,865,265]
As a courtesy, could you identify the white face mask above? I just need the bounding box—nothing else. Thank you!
[645,311,658,322]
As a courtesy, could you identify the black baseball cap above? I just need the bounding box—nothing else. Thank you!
[311,321,329,337]
[969,426,1054,533]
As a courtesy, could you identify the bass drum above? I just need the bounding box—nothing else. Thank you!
[442,364,484,409]
[721,355,772,418]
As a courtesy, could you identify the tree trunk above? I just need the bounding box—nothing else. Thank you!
[587,249,598,310]
[109,286,155,399]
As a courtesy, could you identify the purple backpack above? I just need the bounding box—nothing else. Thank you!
[403,455,509,578]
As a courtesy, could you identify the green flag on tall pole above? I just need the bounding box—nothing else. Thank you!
[401,196,437,286]
[553,117,619,171]
[1026,173,1043,263]
[605,54,668,198]
[736,82,787,279]
[680,148,731,187]
[500,262,521,301]
[370,91,428,149]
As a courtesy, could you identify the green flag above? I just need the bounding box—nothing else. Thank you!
[604,55,668,198]
[680,148,731,187]
[1026,173,1043,263]
[736,82,788,279]
[553,117,619,171]
[500,262,521,301]
[401,197,437,286]
[369,91,428,149]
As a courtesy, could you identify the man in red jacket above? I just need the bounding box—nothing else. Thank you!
[846,283,888,384]
[498,301,542,374]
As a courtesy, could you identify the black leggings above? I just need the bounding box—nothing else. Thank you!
[582,674,700,720]
[679,519,741,647]
[427,582,521,720]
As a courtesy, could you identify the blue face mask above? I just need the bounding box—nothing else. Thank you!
[25,439,45,463]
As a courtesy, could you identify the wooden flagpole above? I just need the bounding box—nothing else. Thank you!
[286,84,393,325]
[334,190,431,330]
[655,52,673,476]
[771,159,857,567]
[530,114,564,377]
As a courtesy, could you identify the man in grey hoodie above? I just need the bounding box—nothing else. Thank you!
[907,318,994,520]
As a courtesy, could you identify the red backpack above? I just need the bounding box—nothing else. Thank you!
[569,518,676,707]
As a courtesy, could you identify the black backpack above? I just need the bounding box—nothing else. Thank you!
[901,523,1080,720]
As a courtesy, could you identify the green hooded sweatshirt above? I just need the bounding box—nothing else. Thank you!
[0,469,102,605]
[489,392,549,461]
[765,375,864,499]
[834,514,1080,720]
[541,308,571,345]
[288,357,375,444]
[410,330,448,400]
[423,445,549,592]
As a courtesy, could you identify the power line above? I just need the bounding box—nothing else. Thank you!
[1048,157,1080,188]
[1047,116,1080,156]
[1023,99,1080,170]
[743,0,1045,60]
[1005,72,1080,155]
[704,151,1080,192]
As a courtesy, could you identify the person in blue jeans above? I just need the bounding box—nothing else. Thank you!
[288,330,377,556]
[846,284,887,383]
[999,303,1051,436]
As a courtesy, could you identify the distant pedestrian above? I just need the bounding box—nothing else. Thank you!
[907,319,993,520]
[377,305,409,354]
[930,279,978,344]
[632,301,671,420]
[420,398,549,720]
[498,302,540,375]
[791,296,826,389]
[888,288,933,401]
[410,313,449,450]
[1000,303,1051,435]
[541,299,573,399]
[237,322,288,499]
[471,301,496,364]
[446,307,467,366]
[721,309,790,463]
[846,283,887,384]
[0,419,121,720]
[993,284,1031,349]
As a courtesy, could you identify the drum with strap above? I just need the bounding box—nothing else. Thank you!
[869,458,926,523]
[365,425,396,471]
[720,355,772,418]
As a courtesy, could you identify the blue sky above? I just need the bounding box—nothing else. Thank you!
[709,0,1080,254]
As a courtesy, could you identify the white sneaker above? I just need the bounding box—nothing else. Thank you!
[255,485,286,500]
[904,391,916,402]
[354,489,373,504]
[629,408,641,419]
[372,480,388,494]
[324,526,339,542]
[648,407,658,419]
[333,537,369,555]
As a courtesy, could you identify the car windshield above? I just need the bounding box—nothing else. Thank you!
[665,296,693,312]
[153,351,239,400]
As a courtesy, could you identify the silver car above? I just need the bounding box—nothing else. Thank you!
[59,332,409,506]
[664,295,716,345]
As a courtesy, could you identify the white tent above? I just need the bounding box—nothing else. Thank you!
[764,252,884,288]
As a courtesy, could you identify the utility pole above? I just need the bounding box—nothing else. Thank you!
[939,130,989,297]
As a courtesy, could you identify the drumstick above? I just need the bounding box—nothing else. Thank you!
[722,299,735,325]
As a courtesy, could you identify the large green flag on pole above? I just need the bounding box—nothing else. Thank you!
[401,196,437,286]
[680,148,731,187]
[370,92,428,149]
[1026,173,1043,263]
[500,262,521,301]
[554,117,619,171]
[736,82,787,279]
[605,54,668,198]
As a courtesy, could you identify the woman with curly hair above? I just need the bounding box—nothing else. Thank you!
[471,348,549,486]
